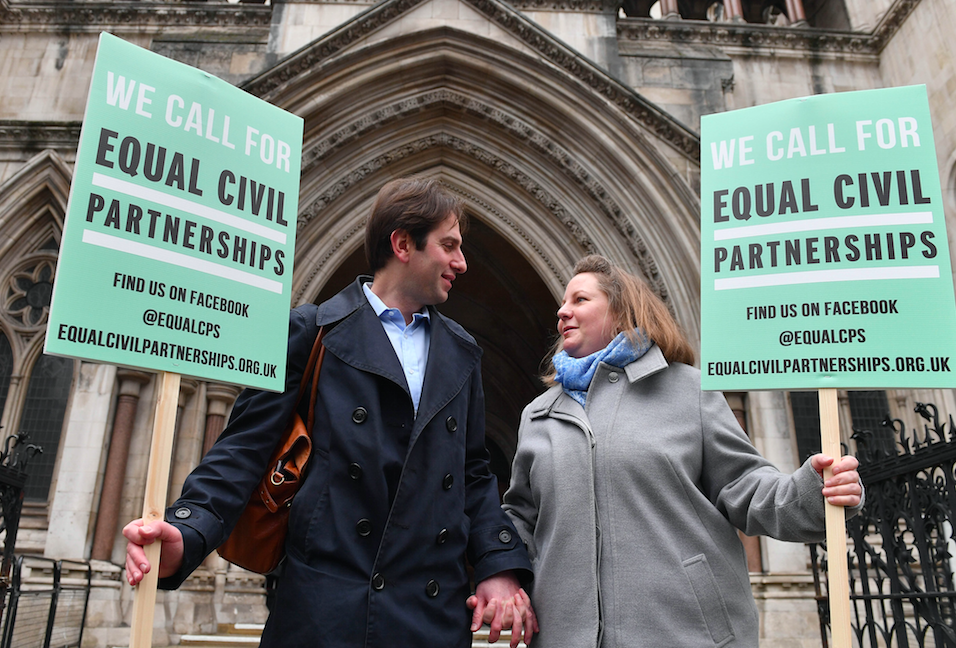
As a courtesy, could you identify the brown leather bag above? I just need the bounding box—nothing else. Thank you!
[216,327,326,574]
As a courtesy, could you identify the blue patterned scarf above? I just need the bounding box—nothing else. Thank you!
[552,330,651,407]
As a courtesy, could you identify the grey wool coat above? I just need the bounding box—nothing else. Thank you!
[503,345,845,648]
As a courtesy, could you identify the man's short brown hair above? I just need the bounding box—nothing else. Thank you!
[364,178,467,272]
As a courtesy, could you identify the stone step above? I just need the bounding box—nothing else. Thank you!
[178,624,520,647]
[217,623,265,636]
[181,624,264,648]
[180,636,260,648]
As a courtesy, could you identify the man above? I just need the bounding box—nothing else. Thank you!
[124,177,536,647]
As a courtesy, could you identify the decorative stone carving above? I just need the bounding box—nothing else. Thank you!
[291,220,364,306]
[0,1,271,29]
[242,0,698,161]
[299,130,671,304]
[0,121,81,155]
[2,253,57,335]
[445,185,565,288]
[506,0,619,13]
[617,0,920,55]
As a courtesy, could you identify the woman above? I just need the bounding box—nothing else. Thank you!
[502,255,862,647]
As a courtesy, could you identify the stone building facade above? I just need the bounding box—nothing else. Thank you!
[0,0,954,645]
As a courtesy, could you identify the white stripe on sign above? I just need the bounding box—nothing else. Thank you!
[714,212,933,241]
[92,172,287,245]
[82,229,283,294]
[715,265,939,290]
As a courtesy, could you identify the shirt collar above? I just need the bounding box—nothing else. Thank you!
[362,282,430,324]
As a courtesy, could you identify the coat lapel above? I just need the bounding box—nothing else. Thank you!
[411,311,481,444]
[312,277,482,450]
[315,277,408,392]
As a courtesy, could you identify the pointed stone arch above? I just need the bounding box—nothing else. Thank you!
[258,26,702,346]
[0,150,75,503]
[245,18,705,475]
[0,150,70,363]
[0,150,69,251]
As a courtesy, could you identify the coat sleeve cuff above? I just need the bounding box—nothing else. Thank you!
[796,459,866,524]
[469,524,534,586]
[157,503,223,590]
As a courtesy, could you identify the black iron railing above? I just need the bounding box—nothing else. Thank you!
[0,430,91,648]
[0,430,41,618]
[0,556,91,648]
[811,402,956,648]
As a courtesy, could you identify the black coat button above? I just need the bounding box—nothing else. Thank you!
[372,573,385,590]
[498,529,512,543]
[437,528,448,545]
[445,416,458,433]
[356,518,372,537]
[352,407,368,424]
[442,474,454,490]
[348,463,363,480]
[425,579,440,598]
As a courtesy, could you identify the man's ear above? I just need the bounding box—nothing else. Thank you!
[390,229,413,263]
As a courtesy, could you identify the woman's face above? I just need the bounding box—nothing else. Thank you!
[557,272,615,358]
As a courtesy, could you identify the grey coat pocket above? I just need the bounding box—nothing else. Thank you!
[682,554,735,646]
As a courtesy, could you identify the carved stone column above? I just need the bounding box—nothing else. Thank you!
[167,379,199,506]
[660,0,679,19]
[785,0,807,25]
[0,374,22,432]
[203,384,242,456]
[90,370,150,562]
[723,0,744,21]
[726,392,763,573]
[200,384,241,572]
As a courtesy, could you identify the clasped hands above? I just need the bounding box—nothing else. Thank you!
[467,570,538,647]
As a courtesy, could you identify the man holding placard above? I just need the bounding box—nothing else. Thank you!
[124,177,536,648]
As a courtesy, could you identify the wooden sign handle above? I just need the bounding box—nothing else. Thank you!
[130,371,181,648]
[818,387,851,648]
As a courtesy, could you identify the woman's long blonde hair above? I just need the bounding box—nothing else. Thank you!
[542,255,695,386]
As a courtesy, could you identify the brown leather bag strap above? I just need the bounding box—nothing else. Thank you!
[305,330,326,432]
[293,327,324,398]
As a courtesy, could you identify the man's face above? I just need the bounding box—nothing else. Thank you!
[404,214,467,308]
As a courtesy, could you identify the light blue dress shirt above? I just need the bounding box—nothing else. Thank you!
[363,282,430,414]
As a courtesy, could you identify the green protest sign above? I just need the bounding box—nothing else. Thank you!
[700,85,956,391]
[46,33,303,391]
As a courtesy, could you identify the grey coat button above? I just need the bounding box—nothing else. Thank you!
[445,416,458,433]
[352,407,368,424]
[174,507,191,519]
[348,463,363,480]
[426,580,440,598]
[372,573,385,590]
[608,371,620,383]
[356,518,372,537]
[442,474,454,490]
[498,529,512,543]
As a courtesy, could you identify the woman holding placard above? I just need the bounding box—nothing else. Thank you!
[502,254,863,647]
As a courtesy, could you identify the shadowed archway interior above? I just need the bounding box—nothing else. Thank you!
[314,216,557,491]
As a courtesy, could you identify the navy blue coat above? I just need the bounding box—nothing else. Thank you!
[161,277,532,647]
